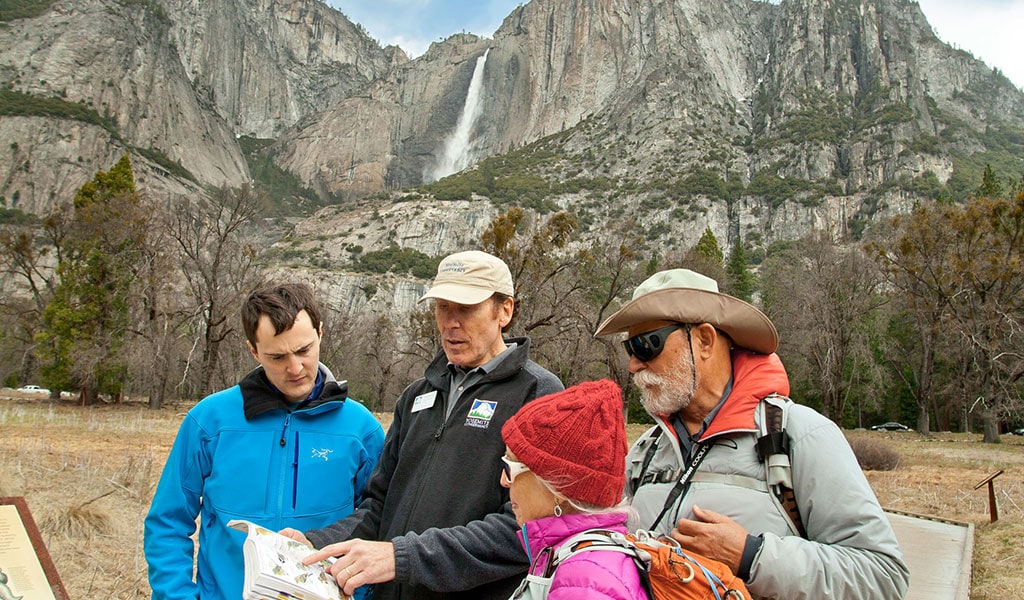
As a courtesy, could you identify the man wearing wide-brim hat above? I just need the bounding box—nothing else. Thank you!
[596,269,909,600]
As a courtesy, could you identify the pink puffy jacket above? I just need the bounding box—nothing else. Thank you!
[518,512,650,600]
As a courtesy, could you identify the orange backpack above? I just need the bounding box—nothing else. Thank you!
[553,529,750,600]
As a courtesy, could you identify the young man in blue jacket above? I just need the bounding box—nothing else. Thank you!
[144,282,385,600]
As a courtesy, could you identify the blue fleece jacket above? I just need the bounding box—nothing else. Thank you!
[144,365,384,600]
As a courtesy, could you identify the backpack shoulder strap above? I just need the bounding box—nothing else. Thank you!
[549,530,656,599]
[629,426,665,496]
[551,530,640,566]
[756,394,806,538]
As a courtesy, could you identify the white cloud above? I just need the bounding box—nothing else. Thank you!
[916,0,1024,88]
[388,34,432,57]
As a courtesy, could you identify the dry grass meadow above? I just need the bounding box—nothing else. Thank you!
[1,394,1022,599]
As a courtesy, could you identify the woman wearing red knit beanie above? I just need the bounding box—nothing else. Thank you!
[500,379,649,600]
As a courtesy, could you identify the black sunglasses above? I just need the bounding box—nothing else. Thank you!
[622,323,690,362]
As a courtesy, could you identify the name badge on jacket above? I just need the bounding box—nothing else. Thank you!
[412,390,437,412]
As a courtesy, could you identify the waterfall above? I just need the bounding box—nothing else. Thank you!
[426,49,490,183]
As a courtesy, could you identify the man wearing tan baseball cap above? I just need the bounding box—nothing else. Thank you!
[418,249,515,305]
[291,249,562,600]
[596,268,908,600]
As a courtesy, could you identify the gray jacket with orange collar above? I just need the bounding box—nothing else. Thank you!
[626,351,909,600]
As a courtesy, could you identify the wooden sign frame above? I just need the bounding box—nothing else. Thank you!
[0,496,69,600]
[973,469,1005,523]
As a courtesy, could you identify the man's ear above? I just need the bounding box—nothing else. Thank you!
[499,298,514,328]
[247,341,259,361]
[318,321,324,339]
[692,323,720,357]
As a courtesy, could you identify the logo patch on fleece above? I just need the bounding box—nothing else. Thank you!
[311,448,333,461]
[465,399,498,429]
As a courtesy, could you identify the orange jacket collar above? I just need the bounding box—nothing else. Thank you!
[696,350,790,441]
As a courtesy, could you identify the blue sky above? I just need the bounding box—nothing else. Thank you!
[326,0,1023,90]
[327,0,520,57]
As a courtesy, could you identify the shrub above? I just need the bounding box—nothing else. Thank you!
[41,499,115,538]
[909,170,944,200]
[134,146,195,182]
[625,387,653,425]
[0,0,56,21]
[490,173,550,207]
[747,171,814,207]
[674,167,729,201]
[0,88,120,139]
[118,0,171,24]
[241,146,322,215]
[0,207,38,225]
[353,246,439,278]
[848,437,901,471]
[424,172,479,200]
[907,134,941,156]
[770,89,852,146]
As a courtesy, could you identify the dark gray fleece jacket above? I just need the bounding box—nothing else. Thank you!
[306,337,563,600]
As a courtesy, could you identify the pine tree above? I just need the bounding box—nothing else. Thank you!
[694,226,724,264]
[726,238,755,302]
[682,226,727,283]
[34,155,147,403]
[978,164,1003,199]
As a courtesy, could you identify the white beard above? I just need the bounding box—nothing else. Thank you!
[633,350,698,416]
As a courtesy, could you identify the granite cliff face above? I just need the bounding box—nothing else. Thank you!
[1,0,241,213]
[279,0,1022,201]
[2,0,1023,288]
[261,0,1024,310]
[0,0,395,214]
[276,195,501,314]
[273,0,776,197]
[272,33,495,200]
[165,0,398,138]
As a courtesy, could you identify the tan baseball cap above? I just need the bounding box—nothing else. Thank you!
[594,269,779,354]
[418,250,514,305]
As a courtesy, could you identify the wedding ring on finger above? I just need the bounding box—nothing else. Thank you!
[344,566,353,576]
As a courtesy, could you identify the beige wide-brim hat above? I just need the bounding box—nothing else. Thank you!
[594,269,779,354]
[418,250,514,305]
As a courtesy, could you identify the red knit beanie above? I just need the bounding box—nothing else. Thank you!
[501,379,627,508]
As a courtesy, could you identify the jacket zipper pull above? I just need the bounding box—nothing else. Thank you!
[292,431,300,509]
[280,414,291,447]
[434,423,445,439]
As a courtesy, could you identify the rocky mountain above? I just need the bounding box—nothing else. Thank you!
[2,0,1024,314]
[281,0,1023,202]
[0,0,398,214]
[266,0,1024,308]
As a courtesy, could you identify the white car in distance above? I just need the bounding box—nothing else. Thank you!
[16,384,50,395]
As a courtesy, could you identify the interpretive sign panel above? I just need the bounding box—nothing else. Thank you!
[0,497,67,600]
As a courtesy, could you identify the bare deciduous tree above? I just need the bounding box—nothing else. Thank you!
[322,310,422,413]
[867,207,956,433]
[763,233,887,425]
[125,201,190,409]
[870,191,1024,440]
[941,194,1024,441]
[166,184,263,399]
[482,209,588,376]
[0,226,56,384]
